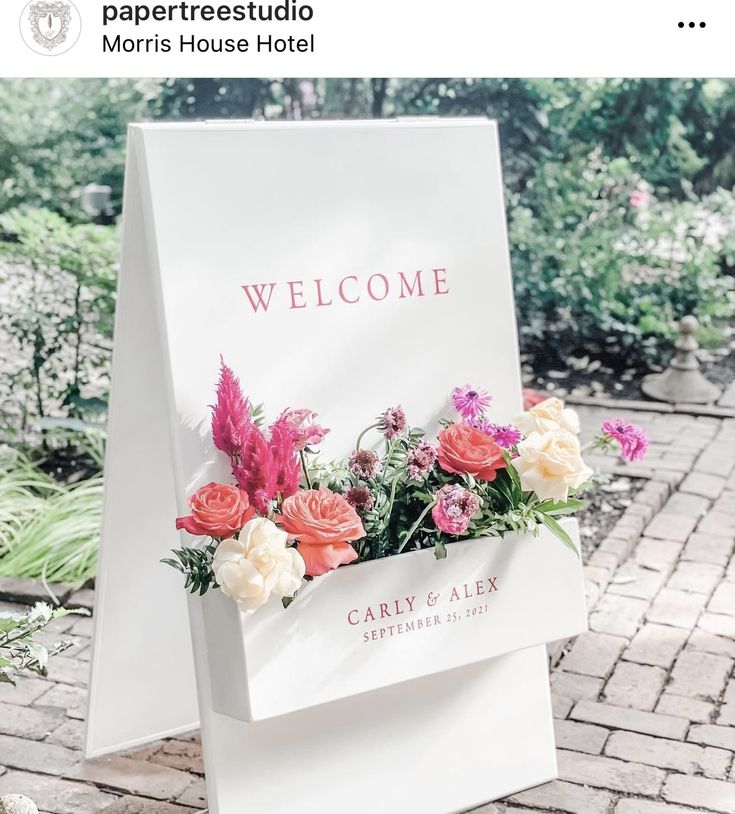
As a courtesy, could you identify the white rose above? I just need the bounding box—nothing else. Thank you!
[514,396,580,436]
[513,429,593,502]
[213,517,305,612]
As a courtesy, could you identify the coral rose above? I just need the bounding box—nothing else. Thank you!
[437,423,506,481]
[276,488,365,576]
[513,429,593,502]
[175,482,254,539]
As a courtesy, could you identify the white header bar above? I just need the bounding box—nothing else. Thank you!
[1,0,733,77]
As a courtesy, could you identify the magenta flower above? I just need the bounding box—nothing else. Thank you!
[452,385,492,421]
[431,484,481,536]
[379,406,407,440]
[602,419,649,462]
[407,441,438,480]
[349,449,382,479]
[211,359,251,460]
[476,422,522,449]
[345,485,374,514]
[232,424,275,514]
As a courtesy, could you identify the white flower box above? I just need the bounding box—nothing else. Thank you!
[198,518,587,721]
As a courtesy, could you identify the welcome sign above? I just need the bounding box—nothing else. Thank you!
[88,119,586,813]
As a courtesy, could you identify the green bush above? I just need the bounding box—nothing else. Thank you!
[510,151,735,367]
[0,209,118,443]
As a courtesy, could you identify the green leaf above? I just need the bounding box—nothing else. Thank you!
[541,514,578,556]
[0,617,19,633]
[536,498,585,516]
[434,541,447,560]
[282,596,295,609]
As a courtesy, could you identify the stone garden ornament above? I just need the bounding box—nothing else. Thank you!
[642,315,722,404]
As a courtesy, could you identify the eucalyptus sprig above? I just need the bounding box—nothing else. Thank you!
[0,602,89,685]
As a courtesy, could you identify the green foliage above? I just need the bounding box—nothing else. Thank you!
[0,601,88,685]
[0,78,159,220]
[0,208,118,443]
[510,151,735,365]
[0,447,102,590]
[162,543,219,596]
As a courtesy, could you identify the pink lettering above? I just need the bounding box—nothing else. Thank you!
[287,280,306,310]
[338,275,360,304]
[398,270,425,299]
[314,278,333,307]
[242,282,277,313]
[347,609,359,626]
[367,273,389,301]
[433,268,449,295]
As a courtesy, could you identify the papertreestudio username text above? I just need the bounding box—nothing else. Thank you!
[102,2,315,52]
[102,2,314,24]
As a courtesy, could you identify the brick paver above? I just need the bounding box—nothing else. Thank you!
[0,406,732,813]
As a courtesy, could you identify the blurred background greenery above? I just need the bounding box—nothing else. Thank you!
[1,77,734,589]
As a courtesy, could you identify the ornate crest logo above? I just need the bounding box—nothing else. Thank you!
[29,2,71,50]
[20,0,81,55]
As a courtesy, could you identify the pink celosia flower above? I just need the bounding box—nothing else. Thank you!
[349,449,382,479]
[345,485,374,514]
[475,422,522,449]
[268,419,302,501]
[452,385,492,421]
[602,419,649,462]
[211,359,251,460]
[277,408,330,451]
[379,406,407,439]
[232,424,276,515]
[431,484,481,536]
[406,441,437,480]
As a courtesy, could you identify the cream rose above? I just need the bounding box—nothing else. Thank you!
[514,396,580,436]
[212,517,305,612]
[513,429,593,502]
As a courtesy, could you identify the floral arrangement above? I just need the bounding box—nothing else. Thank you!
[164,361,648,612]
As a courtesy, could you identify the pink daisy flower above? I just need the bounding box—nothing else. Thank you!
[481,422,522,449]
[602,419,649,462]
[452,385,492,421]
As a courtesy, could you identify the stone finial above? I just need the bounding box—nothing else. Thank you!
[0,796,39,814]
[641,316,721,404]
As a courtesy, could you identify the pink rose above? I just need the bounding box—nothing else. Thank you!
[175,482,254,538]
[276,488,364,576]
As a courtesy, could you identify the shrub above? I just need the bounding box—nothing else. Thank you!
[0,209,118,444]
[510,151,735,367]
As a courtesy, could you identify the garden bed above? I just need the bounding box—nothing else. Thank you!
[523,342,735,405]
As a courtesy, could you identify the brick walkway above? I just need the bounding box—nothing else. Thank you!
[0,405,734,813]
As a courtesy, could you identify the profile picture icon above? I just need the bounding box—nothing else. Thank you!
[20,1,82,55]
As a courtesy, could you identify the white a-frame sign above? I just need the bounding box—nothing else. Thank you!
[88,119,587,813]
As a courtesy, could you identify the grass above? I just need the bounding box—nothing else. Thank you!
[0,446,102,598]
